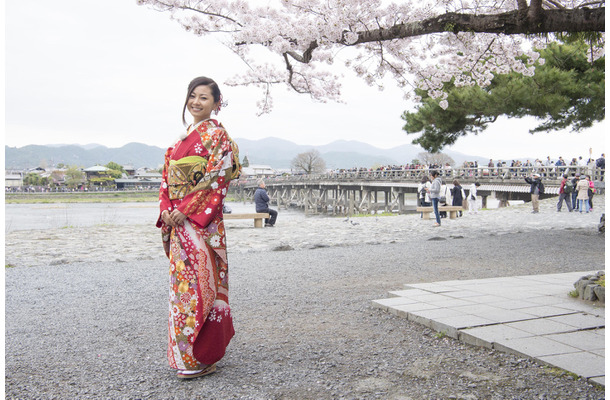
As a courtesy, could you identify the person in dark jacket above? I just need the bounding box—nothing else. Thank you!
[450,179,465,217]
[254,180,278,227]
[557,174,573,212]
[524,173,543,213]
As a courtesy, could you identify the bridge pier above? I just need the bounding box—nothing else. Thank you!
[233,177,565,217]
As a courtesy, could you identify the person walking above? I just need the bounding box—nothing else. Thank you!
[254,180,278,227]
[524,173,544,213]
[586,175,595,211]
[450,179,466,217]
[468,182,480,214]
[157,76,241,379]
[576,175,590,213]
[427,170,442,226]
[557,174,573,212]
[570,173,580,210]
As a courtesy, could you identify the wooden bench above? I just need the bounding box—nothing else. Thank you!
[223,212,270,228]
[416,206,464,220]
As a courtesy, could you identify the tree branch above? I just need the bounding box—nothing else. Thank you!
[345,8,604,45]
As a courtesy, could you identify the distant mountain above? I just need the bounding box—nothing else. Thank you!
[234,137,488,169]
[5,143,165,170]
[5,137,489,170]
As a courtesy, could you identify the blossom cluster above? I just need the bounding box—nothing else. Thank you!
[138,0,604,112]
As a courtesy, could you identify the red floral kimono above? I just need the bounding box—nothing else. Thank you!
[157,119,241,370]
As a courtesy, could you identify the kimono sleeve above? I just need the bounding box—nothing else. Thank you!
[177,128,237,228]
[156,147,173,230]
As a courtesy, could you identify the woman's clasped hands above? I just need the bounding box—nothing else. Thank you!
[162,209,188,227]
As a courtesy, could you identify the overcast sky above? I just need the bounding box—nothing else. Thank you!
[4,0,606,162]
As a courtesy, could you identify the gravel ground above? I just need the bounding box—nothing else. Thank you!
[5,225,605,399]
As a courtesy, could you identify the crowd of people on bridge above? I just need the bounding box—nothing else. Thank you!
[329,153,605,181]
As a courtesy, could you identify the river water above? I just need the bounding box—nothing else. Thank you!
[5,197,508,233]
[4,201,308,233]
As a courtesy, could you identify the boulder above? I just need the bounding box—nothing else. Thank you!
[575,279,592,297]
[583,284,599,302]
[593,286,605,304]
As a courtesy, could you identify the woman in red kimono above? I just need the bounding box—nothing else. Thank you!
[157,76,241,379]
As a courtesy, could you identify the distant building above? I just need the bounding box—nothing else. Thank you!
[115,168,162,190]
[83,165,110,179]
[5,171,23,187]
[114,178,161,190]
[123,165,136,176]
[241,164,277,178]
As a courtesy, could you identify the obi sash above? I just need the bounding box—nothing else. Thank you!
[167,155,208,200]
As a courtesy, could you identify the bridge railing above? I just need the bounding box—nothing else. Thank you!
[238,165,604,185]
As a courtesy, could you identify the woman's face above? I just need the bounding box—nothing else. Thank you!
[187,85,218,123]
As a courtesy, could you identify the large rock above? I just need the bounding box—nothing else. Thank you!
[593,286,605,303]
[583,284,599,301]
[575,279,592,298]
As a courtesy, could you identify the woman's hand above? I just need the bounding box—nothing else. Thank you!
[161,210,174,226]
[169,210,187,226]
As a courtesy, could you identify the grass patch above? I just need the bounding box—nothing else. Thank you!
[6,191,241,204]
[434,331,447,339]
[6,191,159,204]
[595,275,605,287]
[568,290,579,298]
[5,264,17,269]
[542,366,580,380]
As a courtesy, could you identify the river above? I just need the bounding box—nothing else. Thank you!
[4,201,310,233]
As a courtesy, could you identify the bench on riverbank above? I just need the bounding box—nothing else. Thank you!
[224,213,270,228]
[416,206,464,220]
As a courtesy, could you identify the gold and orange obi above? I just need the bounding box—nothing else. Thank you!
[167,156,208,200]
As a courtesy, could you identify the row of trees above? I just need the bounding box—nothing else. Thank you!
[21,162,127,189]
[288,150,455,175]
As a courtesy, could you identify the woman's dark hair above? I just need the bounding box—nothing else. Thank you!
[420,176,429,183]
[453,179,460,186]
[182,76,222,125]
[430,170,440,177]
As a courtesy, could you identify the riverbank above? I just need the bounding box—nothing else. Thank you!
[5,195,605,268]
[5,190,159,204]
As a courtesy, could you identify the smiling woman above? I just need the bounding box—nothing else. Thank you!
[156,76,242,380]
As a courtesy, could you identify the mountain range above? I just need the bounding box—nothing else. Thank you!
[5,138,489,170]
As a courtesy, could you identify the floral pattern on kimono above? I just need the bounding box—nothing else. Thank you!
[156,119,241,370]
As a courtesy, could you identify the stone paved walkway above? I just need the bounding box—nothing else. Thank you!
[373,270,605,387]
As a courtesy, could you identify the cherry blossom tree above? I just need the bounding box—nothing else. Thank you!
[137,0,604,114]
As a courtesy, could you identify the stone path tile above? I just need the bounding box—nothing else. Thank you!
[547,313,605,329]
[544,330,605,351]
[505,318,579,336]
[372,270,605,386]
[486,299,542,310]
[514,305,579,317]
[494,336,582,358]
[433,314,497,330]
[390,302,440,316]
[371,297,418,308]
[538,351,605,379]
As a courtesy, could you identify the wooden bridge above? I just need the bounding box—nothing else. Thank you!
[231,166,604,216]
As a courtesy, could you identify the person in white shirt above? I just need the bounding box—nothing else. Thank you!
[468,182,480,214]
